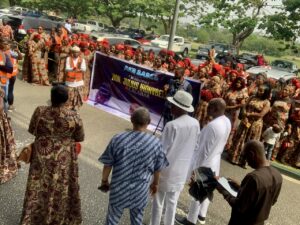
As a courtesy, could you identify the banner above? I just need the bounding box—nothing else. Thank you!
[88,52,201,129]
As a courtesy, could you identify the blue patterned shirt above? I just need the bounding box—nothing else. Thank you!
[99,131,169,209]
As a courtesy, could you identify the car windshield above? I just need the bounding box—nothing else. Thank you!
[271,60,293,70]
[158,35,169,41]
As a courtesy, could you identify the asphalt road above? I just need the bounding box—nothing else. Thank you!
[0,80,300,225]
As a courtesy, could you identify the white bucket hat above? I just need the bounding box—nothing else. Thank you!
[167,90,194,112]
[71,46,81,52]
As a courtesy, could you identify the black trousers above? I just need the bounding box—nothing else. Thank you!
[8,76,16,105]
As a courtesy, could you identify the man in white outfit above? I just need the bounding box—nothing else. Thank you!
[176,98,231,225]
[149,90,200,225]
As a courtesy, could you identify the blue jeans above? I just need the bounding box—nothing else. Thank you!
[1,82,9,112]
[264,142,274,160]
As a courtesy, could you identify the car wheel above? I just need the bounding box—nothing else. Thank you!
[182,48,188,57]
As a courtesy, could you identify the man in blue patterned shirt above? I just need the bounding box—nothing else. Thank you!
[99,107,169,225]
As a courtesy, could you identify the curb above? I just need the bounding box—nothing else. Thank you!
[271,161,300,180]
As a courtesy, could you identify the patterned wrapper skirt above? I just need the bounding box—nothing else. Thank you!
[66,85,84,110]
[0,113,18,184]
[195,101,209,128]
[229,118,263,165]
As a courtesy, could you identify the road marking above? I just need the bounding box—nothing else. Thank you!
[282,174,300,185]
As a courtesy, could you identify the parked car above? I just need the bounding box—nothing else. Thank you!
[72,21,93,32]
[87,20,105,32]
[4,15,62,42]
[246,59,299,81]
[236,53,258,69]
[136,35,158,45]
[91,34,161,54]
[150,35,192,57]
[196,43,235,60]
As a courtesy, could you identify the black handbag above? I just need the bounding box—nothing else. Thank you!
[188,167,218,203]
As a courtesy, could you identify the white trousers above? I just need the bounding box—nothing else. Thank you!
[150,191,181,225]
[187,198,210,224]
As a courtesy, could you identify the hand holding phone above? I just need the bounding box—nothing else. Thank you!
[98,180,110,193]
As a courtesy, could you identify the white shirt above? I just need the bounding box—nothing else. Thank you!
[192,115,231,176]
[263,127,281,145]
[65,23,72,33]
[65,56,86,87]
[159,114,200,192]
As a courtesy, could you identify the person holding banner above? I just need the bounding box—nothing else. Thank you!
[163,66,192,125]
[65,46,86,110]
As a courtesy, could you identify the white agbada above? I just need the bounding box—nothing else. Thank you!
[159,114,200,192]
[192,115,231,176]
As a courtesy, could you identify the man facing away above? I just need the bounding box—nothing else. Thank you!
[150,90,200,225]
[217,140,282,225]
[99,107,169,225]
[176,98,231,225]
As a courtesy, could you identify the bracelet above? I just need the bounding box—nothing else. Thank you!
[102,179,109,183]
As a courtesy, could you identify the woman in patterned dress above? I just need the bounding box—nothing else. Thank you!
[0,88,18,184]
[20,85,84,225]
[195,75,222,128]
[247,73,267,96]
[224,77,249,150]
[28,34,50,86]
[56,37,70,83]
[263,86,292,160]
[276,98,300,167]
[228,84,271,167]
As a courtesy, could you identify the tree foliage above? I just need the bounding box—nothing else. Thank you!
[40,0,94,18]
[261,0,300,44]
[94,0,146,28]
[194,0,270,53]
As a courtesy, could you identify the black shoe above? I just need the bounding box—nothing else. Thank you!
[198,215,206,224]
[175,214,196,225]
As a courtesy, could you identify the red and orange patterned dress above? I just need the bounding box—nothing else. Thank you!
[0,89,18,184]
[20,105,84,225]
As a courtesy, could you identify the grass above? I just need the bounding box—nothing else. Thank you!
[264,55,300,68]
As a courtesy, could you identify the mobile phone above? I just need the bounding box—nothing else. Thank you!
[98,184,110,193]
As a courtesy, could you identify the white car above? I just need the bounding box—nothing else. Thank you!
[246,60,298,81]
[150,35,192,56]
[87,21,105,32]
[72,21,93,32]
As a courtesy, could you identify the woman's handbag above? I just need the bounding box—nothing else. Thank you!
[17,144,33,164]
[75,142,81,155]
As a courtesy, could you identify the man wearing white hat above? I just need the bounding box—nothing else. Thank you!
[176,98,231,225]
[150,90,200,225]
[65,46,86,110]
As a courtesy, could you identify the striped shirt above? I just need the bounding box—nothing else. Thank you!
[99,131,168,209]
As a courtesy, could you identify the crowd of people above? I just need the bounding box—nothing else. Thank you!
[19,24,300,168]
[0,20,295,225]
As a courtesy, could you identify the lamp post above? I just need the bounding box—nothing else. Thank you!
[167,0,181,51]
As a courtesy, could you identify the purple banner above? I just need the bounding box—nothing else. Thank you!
[88,52,201,127]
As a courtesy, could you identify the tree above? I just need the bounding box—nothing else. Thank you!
[195,0,270,54]
[39,0,94,18]
[261,0,300,45]
[0,0,10,8]
[95,0,147,28]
